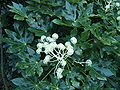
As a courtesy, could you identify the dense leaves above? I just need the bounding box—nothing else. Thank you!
[1,0,120,89]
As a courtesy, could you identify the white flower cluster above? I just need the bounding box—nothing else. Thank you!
[36,33,77,79]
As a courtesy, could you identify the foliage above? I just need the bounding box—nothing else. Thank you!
[1,0,120,89]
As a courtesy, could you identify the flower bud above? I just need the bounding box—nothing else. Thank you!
[46,37,51,42]
[67,48,74,55]
[58,43,66,50]
[52,33,59,40]
[43,55,51,64]
[65,42,71,47]
[41,35,46,42]
[86,59,92,66]
[116,2,120,7]
[117,10,120,14]
[36,48,42,54]
[37,43,43,48]
[60,60,67,67]
[70,37,77,44]
[56,68,64,74]
[117,16,120,20]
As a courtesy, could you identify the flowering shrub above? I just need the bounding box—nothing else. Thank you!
[1,0,120,90]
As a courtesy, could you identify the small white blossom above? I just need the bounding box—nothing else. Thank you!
[43,55,51,64]
[116,2,120,7]
[117,16,120,20]
[49,38,55,42]
[67,45,73,50]
[37,43,43,48]
[56,68,64,79]
[46,37,51,42]
[86,59,92,66]
[41,35,46,42]
[57,74,63,79]
[50,42,57,48]
[36,48,42,54]
[57,43,66,50]
[57,68,64,73]
[52,33,59,40]
[60,60,67,67]
[70,37,77,44]
[67,48,74,55]
[65,42,71,47]
[44,42,49,46]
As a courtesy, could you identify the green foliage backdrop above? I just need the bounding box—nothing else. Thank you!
[1,0,120,90]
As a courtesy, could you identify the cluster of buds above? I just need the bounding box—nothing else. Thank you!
[36,33,77,79]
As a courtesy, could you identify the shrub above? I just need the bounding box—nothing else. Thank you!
[1,0,120,89]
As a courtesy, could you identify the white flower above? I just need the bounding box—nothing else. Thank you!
[67,48,74,55]
[56,68,64,73]
[37,43,43,48]
[41,35,46,42]
[52,33,59,40]
[86,59,92,66]
[36,48,42,54]
[43,55,51,64]
[44,42,49,46]
[44,44,53,54]
[65,42,71,47]
[50,42,57,48]
[46,37,51,42]
[56,68,64,79]
[60,60,66,67]
[105,5,110,9]
[116,2,120,7]
[117,16,120,20]
[67,45,73,50]
[49,38,55,42]
[70,37,77,44]
[57,43,66,50]
[57,74,63,79]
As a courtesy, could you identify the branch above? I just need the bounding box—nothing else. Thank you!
[0,15,9,90]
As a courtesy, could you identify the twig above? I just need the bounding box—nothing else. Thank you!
[0,15,9,90]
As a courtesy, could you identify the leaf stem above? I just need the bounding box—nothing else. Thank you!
[41,66,55,81]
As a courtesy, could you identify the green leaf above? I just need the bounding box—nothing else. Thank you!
[28,28,47,36]
[100,68,114,77]
[0,38,16,44]
[27,47,35,55]
[5,29,16,39]
[14,14,25,20]
[52,19,72,26]
[70,28,77,37]
[89,69,107,81]
[25,67,35,76]
[11,78,31,86]
[8,2,28,18]
[7,44,25,53]
[80,30,90,41]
